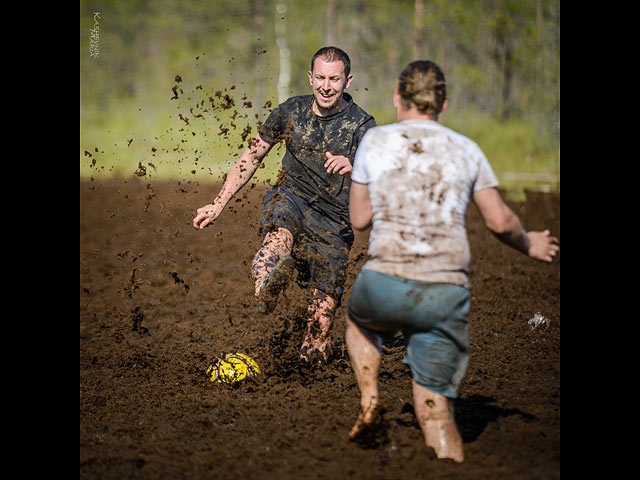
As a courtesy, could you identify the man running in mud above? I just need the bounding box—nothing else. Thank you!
[193,46,376,364]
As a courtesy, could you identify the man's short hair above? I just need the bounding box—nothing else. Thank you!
[311,46,351,77]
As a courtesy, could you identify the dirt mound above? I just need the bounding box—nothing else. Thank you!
[80,179,560,479]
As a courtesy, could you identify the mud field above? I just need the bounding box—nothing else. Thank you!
[80,178,560,479]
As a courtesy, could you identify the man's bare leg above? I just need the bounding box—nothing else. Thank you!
[251,228,294,294]
[412,380,464,462]
[251,228,294,314]
[345,317,383,439]
[299,289,338,363]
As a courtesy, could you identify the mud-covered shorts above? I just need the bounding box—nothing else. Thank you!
[260,186,354,300]
[347,268,470,398]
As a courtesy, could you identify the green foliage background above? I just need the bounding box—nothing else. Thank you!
[80,0,559,196]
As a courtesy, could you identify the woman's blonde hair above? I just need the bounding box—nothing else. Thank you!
[397,60,446,115]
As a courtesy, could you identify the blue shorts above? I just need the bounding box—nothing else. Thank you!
[347,268,470,398]
[261,186,354,300]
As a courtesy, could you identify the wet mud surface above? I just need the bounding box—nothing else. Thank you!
[80,179,560,479]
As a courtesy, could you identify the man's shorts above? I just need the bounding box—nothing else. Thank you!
[260,185,354,300]
[347,268,470,398]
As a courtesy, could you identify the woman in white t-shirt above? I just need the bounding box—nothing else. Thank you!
[345,60,558,462]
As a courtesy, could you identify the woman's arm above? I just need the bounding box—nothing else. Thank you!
[349,181,373,231]
[473,187,559,262]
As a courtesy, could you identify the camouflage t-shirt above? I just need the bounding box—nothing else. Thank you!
[258,92,376,224]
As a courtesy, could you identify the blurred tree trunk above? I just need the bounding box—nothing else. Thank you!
[534,0,544,139]
[275,2,291,104]
[254,0,266,109]
[490,10,515,120]
[412,0,424,59]
[501,33,513,120]
[327,0,336,45]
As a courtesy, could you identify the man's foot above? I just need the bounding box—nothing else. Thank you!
[299,321,332,364]
[256,255,295,314]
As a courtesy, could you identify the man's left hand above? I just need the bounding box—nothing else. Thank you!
[324,151,352,177]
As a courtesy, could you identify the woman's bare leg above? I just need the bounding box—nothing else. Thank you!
[412,380,464,462]
[345,317,383,439]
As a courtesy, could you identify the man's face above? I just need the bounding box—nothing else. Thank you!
[308,57,353,112]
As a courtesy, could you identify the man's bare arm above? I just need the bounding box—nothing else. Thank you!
[193,134,273,230]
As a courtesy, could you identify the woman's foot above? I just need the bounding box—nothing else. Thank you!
[349,401,384,440]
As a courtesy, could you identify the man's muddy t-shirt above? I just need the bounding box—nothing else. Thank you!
[258,93,376,225]
[351,119,499,288]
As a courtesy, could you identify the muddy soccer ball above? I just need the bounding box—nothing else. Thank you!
[207,353,260,385]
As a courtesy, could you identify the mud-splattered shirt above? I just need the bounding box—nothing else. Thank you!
[258,93,376,225]
[351,119,499,288]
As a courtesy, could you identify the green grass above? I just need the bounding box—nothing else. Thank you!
[442,109,559,200]
[81,98,559,201]
[80,94,283,184]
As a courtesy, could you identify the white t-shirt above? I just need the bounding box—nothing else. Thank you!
[351,119,499,287]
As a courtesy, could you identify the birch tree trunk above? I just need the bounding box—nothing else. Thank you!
[275,2,291,105]
[254,0,266,109]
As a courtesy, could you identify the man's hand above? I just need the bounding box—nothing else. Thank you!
[325,151,352,177]
[193,203,223,230]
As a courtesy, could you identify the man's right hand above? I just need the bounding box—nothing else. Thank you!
[193,203,222,230]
